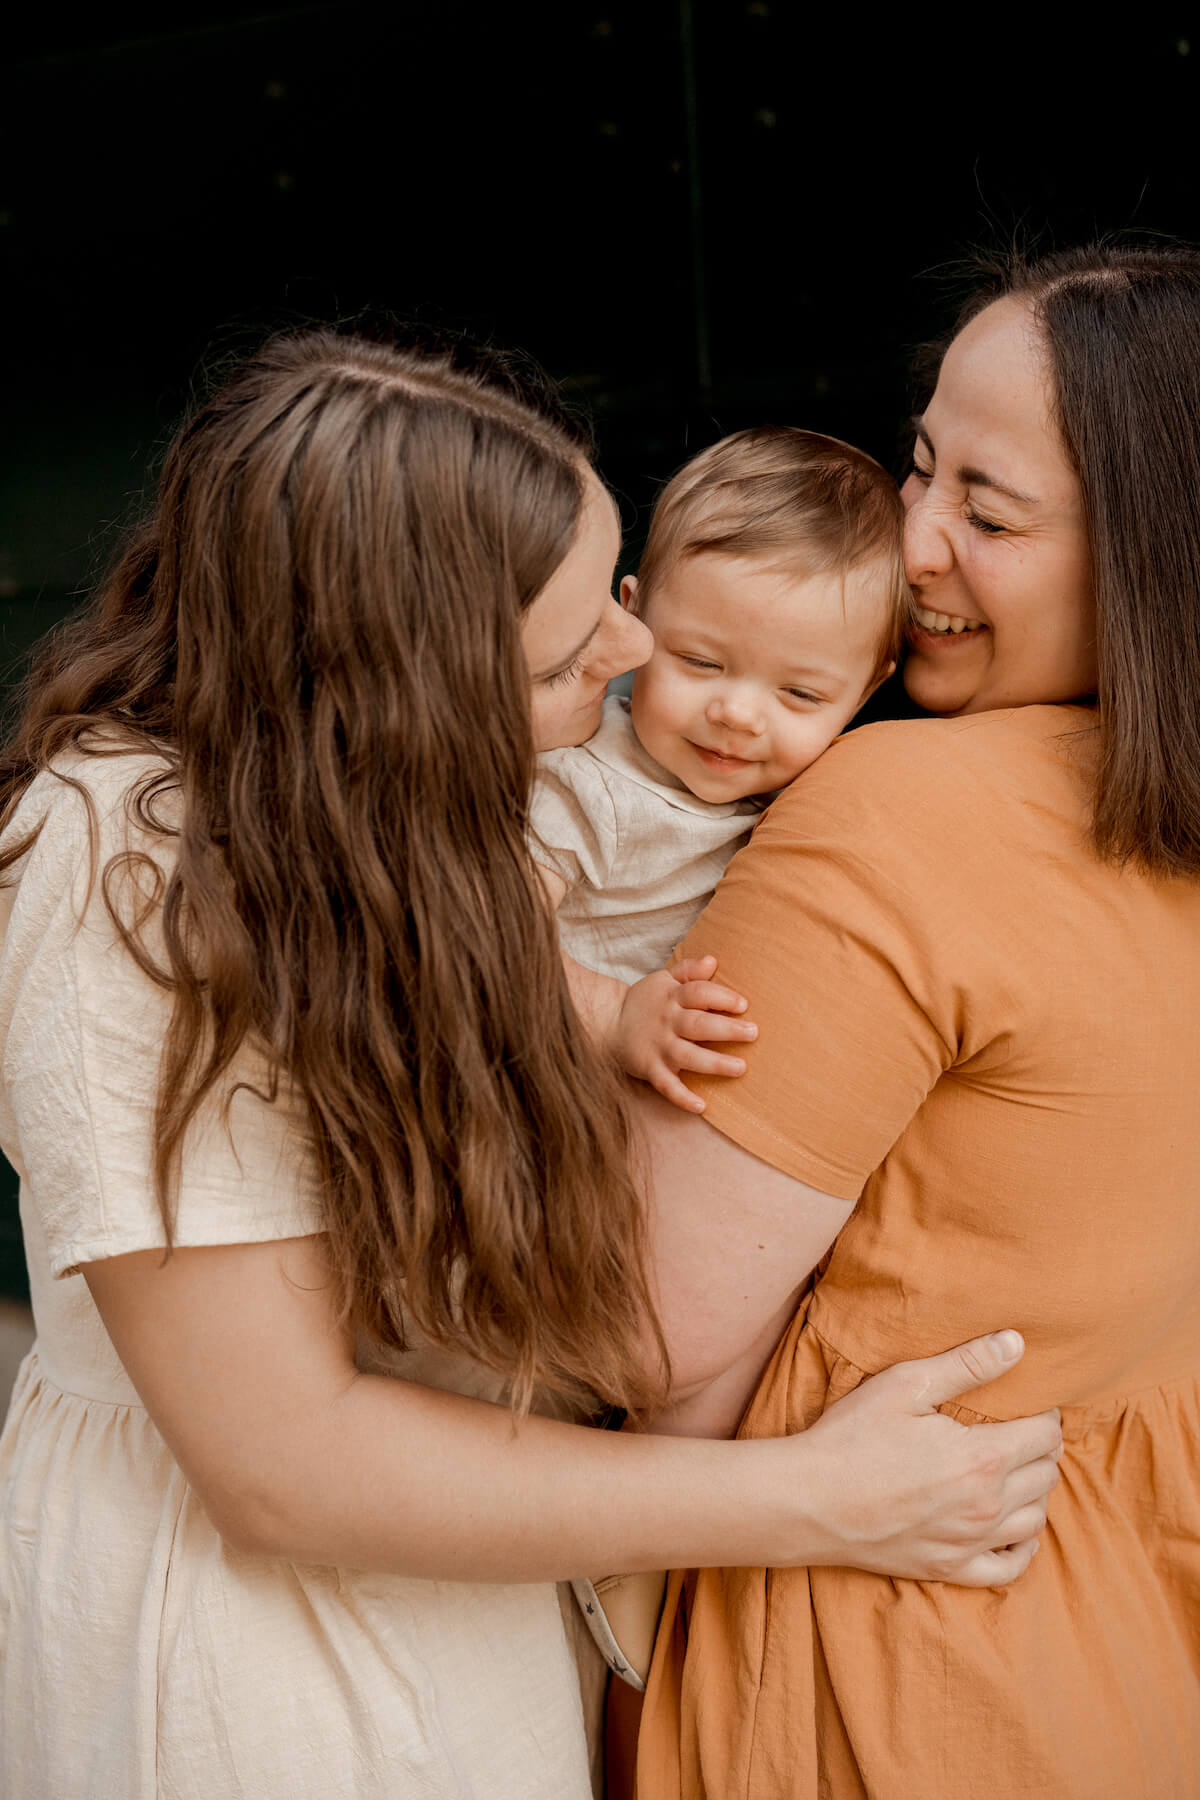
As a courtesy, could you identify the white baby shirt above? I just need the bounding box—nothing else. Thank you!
[530,697,761,984]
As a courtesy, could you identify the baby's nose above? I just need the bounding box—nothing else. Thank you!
[707,689,764,733]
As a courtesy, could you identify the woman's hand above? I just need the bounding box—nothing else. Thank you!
[616,955,757,1112]
[788,1329,1063,1585]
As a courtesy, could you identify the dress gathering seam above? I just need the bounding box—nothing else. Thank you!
[807,1305,1200,1429]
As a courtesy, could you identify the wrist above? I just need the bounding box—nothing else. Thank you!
[668,1434,835,1573]
[743,1434,839,1569]
[561,954,628,1043]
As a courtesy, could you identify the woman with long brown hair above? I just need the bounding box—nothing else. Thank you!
[0,329,1061,1798]
[632,242,1200,1798]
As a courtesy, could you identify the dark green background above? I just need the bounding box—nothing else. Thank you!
[3,3,1199,1296]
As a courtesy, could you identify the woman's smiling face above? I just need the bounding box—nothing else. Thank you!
[901,297,1097,717]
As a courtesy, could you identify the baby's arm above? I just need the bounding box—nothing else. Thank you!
[537,866,756,1113]
[536,863,627,1042]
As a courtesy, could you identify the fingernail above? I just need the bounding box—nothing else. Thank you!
[1031,1539,1040,1555]
[988,1330,1023,1360]
[742,1023,757,1038]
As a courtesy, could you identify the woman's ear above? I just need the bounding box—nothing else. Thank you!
[620,574,639,611]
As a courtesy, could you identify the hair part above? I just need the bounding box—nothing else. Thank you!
[0,328,667,1417]
[945,241,1200,877]
[633,426,911,683]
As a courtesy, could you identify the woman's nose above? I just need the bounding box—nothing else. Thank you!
[901,474,953,586]
[597,600,653,677]
[707,688,764,735]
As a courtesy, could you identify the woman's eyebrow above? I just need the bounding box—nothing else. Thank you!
[913,420,1038,507]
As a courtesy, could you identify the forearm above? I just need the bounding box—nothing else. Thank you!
[560,948,627,1044]
[534,861,628,1045]
[82,1237,817,1582]
[226,1370,811,1579]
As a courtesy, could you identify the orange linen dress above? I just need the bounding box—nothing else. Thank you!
[636,705,1200,1800]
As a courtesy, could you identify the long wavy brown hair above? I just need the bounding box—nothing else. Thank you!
[0,329,666,1415]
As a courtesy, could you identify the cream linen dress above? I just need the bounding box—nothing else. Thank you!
[0,749,595,1800]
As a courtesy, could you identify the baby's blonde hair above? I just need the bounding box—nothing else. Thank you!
[634,426,911,682]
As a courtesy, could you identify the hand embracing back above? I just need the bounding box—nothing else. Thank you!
[783,1330,1063,1586]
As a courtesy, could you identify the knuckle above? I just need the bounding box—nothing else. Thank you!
[964,1499,1002,1533]
[972,1445,1006,1486]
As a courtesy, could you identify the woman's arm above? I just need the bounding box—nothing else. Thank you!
[84,1218,1060,1588]
[629,1088,850,1439]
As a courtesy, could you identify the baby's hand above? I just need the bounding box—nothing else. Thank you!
[616,954,757,1113]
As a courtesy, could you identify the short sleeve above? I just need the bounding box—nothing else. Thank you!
[529,747,619,892]
[675,720,1010,1199]
[0,758,325,1276]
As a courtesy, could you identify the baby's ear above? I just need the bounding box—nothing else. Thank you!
[864,658,897,700]
[620,574,639,611]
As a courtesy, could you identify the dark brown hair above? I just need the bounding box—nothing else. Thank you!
[950,242,1200,876]
[634,426,910,682]
[0,329,666,1415]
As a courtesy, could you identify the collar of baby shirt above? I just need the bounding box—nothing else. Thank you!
[585,697,764,819]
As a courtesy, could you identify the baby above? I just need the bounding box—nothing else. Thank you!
[532,424,909,1115]
[534,426,911,1703]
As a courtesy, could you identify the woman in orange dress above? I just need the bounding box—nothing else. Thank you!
[630,243,1200,1798]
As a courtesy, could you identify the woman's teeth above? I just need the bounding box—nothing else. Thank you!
[915,608,985,635]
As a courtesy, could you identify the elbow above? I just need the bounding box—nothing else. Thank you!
[183,1376,366,1562]
[190,1470,308,1560]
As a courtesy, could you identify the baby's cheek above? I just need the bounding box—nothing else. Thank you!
[652,671,692,725]
[783,718,833,778]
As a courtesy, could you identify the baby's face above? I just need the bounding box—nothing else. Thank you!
[629,551,894,802]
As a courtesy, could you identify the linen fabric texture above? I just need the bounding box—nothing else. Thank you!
[530,696,760,983]
[0,750,597,1800]
[635,705,1200,1800]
